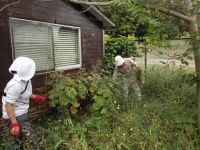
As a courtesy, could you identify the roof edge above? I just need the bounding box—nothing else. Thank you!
[81,5,115,28]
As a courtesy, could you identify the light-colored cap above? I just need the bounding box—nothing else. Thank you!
[115,55,124,66]
[9,57,36,81]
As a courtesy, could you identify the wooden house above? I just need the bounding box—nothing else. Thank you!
[0,0,115,124]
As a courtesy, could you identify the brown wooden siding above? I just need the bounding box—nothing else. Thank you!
[0,0,104,124]
[0,14,13,94]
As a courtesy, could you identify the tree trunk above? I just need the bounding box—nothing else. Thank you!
[189,16,200,129]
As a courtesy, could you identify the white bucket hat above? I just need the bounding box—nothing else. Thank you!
[115,55,124,66]
[9,57,36,81]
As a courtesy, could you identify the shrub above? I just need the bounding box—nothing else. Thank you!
[48,69,123,117]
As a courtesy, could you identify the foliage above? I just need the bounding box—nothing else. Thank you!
[0,127,20,150]
[142,65,196,103]
[101,0,181,40]
[103,36,139,71]
[48,72,82,112]
[48,69,123,117]
[1,65,199,149]
[158,23,180,39]
[101,0,138,37]
[180,32,191,39]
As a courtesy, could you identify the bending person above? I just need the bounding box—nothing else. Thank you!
[113,55,142,101]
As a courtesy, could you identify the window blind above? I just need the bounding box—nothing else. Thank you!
[10,18,81,72]
[11,19,54,71]
[53,26,80,70]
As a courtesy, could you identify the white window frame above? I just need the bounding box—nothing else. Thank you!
[9,17,82,73]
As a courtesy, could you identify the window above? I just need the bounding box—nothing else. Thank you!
[10,18,81,72]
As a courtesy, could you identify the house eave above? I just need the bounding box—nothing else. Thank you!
[81,5,115,28]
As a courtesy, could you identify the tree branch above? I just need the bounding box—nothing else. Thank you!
[69,0,115,6]
[0,0,21,12]
[148,5,193,23]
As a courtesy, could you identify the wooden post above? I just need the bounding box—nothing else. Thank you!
[144,42,147,80]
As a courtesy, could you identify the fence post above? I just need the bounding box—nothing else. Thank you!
[144,42,147,80]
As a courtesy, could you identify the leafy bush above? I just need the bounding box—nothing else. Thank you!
[103,36,139,71]
[48,69,123,117]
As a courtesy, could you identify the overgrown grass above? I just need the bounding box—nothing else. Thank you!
[1,65,199,150]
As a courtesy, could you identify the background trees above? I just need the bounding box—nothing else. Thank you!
[69,0,200,129]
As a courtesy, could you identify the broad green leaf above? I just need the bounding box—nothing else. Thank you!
[70,99,80,108]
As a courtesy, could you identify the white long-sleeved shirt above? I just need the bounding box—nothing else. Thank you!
[2,77,32,119]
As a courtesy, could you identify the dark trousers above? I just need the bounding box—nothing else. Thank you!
[3,113,40,150]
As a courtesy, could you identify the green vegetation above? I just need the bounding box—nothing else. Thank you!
[101,0,185,40]
[47,68,121,117]
[1,1,200,149]
[104,36,139,72]
[1,65,199,150]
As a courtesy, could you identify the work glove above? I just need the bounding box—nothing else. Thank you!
[33,95,46,103]
[10,122,20,137]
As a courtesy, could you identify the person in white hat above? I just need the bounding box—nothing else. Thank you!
[2,57,46,149]
[113,55,142,101]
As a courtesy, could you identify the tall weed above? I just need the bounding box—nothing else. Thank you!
[142,65,196,102]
